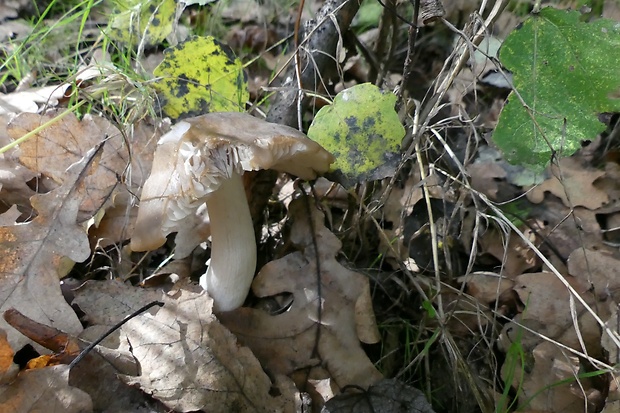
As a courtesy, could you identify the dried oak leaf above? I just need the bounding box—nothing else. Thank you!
[72,279,162,327]
[0,114,36,209]
[499,272,605,357]
[504,341,603,413]
[7,112,128,221]
[568,248,620,302]
[21,279,155,412]
[322,378,435,413]
[527,157,608,209]
[478,226,539,278]
[219,199,382,390]
[466,161,507,200]
[0,365,93,413]
[120,288,297,413]
[0,145,102,350]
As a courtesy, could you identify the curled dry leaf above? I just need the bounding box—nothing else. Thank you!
[219,199,382,391]
[120,289,297,413]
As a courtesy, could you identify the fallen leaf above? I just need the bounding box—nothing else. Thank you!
[120,289,297,412]
[505,341,603,413]
[219,198,382,390]
[567,248,620,302]
[0,143,103,349]
[459,272,514,305]
[153,36,249,119]
[500,272,605,356]
[7,112,126,221]
[0,365,93,413]
[322,378,435,413]
[478,225,539,277]
[466,161,507,200]
[72,279,162,327]
[0,329,18,384]
[527,157,609,209]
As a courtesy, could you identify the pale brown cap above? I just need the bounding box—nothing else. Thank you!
[130,112,334,252]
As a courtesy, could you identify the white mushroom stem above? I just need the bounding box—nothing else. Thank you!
[199,171,257,312]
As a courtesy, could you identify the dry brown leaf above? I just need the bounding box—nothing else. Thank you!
[505,341,601,413]
[0,114,37,210]
[72,279,162,327]
[478,226,539,277]
[0,365,93,413]
[529,200,602,258]
[120,289,297,413]
[0,329,18,384]
[322,378,435,413]
[219,199,382,391]
[7,112,128,221]
[0,145,101,349]
[459,272,515,305]
[68,326,152,412]
[466,161,507,200]
[527,157,608,209]
[500,272,604,356]
[567,248,620,302]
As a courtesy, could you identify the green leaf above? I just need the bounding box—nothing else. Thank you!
[106,0,177,46]
[494,7,620,171]
[307,83,405,187]
[153,36,248,119]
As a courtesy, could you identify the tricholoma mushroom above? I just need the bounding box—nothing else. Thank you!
[131,112,334,312]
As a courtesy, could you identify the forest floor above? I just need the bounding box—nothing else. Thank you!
[1,0,620,412]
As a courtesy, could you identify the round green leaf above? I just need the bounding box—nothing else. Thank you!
[307,83,405,187]
[153,36,248,119]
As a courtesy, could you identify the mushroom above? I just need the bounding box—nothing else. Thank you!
[130,112,334,312]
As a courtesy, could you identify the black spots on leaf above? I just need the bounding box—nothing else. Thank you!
[347,146,365,167]
[151,17,160,27]
[344,116,361,134]
[516,22,524,30]
[148,3,156,13]
[197,99,212,114]
[363,117,376,129]
[174,74,191,97]
[333,132,342,143]
[235,72,248,90]
[213,38,238,63]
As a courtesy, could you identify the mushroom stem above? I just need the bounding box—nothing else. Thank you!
[200,171,257,312]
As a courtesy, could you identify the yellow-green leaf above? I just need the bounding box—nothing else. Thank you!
[153,36,248,119]
[307,83,404,187]
[106,0,177,46]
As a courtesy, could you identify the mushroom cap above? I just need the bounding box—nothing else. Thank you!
[180,112,334,179]
[130,112,335,252]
